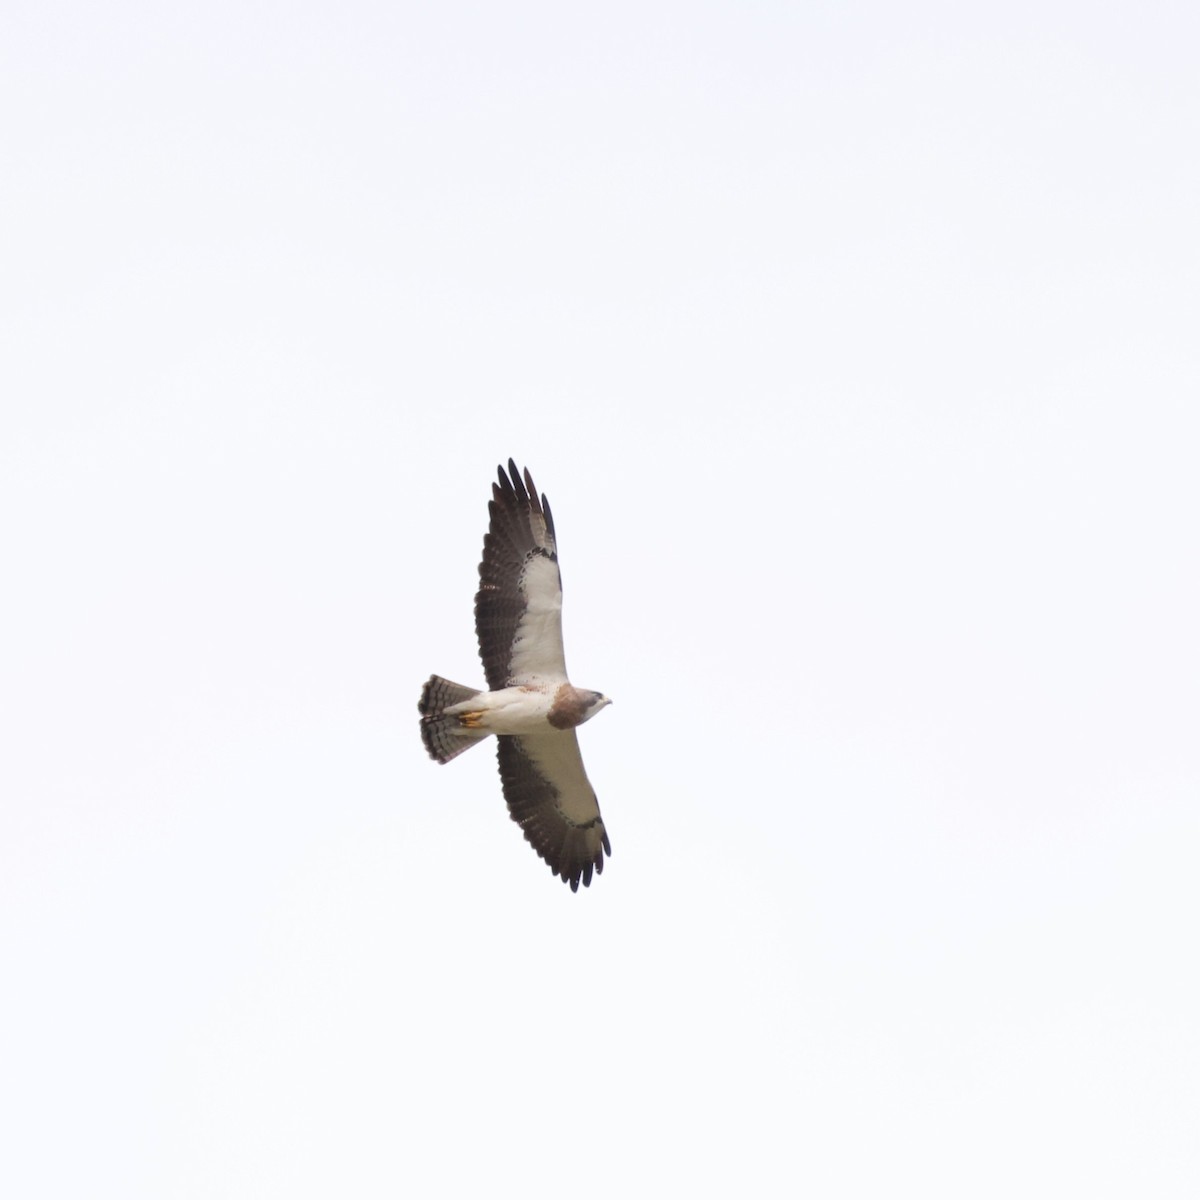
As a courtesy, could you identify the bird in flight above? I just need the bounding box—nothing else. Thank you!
[419,460,612,890]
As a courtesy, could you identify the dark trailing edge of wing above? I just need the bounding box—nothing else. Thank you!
[474,459,561,690]
[496,735,611,892]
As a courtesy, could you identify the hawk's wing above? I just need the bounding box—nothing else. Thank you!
[475,459,567,689]
[496,733,610,891]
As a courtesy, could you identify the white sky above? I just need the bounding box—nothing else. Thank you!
[3,2,1198,1196]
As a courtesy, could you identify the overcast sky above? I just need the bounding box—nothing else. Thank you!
[3,2,1198,1196]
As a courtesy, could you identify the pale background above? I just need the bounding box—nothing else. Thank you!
[2,2,1197,1197]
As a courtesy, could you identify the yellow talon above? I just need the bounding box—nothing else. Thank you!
[459,711,485,729]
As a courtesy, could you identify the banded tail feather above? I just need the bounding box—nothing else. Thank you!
[419,675,488,763]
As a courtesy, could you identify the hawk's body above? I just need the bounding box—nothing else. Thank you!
[418,460,612,891]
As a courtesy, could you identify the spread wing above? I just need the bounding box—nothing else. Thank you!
[475,459,567,689]
[496,733,610,891]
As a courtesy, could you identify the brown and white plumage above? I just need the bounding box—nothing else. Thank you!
[419,460,612,891]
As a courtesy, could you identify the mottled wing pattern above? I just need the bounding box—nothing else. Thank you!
[496,733,610,891]
[475,459,567,689]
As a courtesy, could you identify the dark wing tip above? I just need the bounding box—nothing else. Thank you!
[521,466,543,516]
[495,463,515,500]
[493,461,550,525]
[496,459,536,506]
[510,460,529,503]
[556,833,609,892]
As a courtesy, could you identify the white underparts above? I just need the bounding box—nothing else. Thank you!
[447,684,562,736]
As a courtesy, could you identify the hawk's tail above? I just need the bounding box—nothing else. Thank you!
[419,675,489,764]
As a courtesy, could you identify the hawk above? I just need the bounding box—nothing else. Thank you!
[419,459,612,890]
